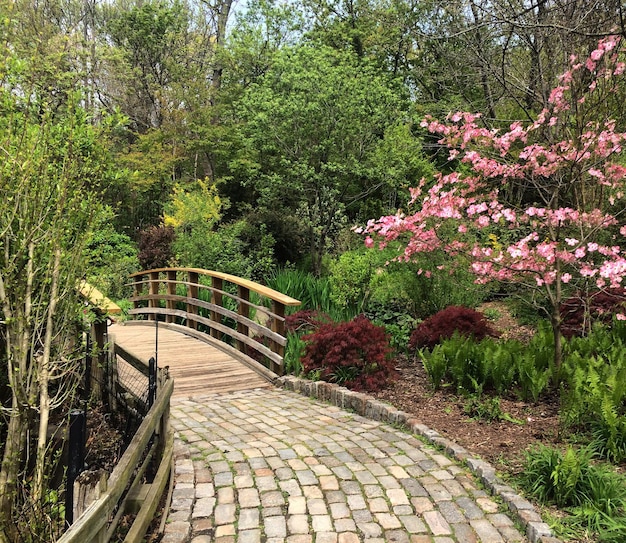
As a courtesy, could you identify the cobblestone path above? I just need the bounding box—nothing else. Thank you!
[161,386,559,543]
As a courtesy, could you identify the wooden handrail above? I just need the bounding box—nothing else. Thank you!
[128,268,301,375]
[79,280,122,316]
[129,267,300,307]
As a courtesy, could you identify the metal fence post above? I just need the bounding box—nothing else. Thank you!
[84,332,92,402]
[65,409,86,526]
[148,357,157,410]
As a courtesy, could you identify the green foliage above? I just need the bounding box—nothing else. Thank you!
[84,207,139,299]
[420,335,517,396]
[559,322,626,462]
[463,396,523,424]
[164,179,223,229]
[265,268,336,315]
[236,42,421,273]
[173,219,276,280]
[522,445,600,507]
[389,255,493,319]
[520,445,626,541]
[329,251,375,311]
[284,332,306,375]
[364,301,418,353]
[419,325,555,401]
[483,307,501,321]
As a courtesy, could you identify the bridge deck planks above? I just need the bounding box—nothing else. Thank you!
[109,322,272,398]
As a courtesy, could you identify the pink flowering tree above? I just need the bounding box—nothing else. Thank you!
[361,36,626,367]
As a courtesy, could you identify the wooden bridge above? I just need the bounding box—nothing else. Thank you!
[109,268,301,398]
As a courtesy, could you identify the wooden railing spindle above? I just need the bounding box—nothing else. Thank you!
[210,277,223,340]
[166,270,177,323]
[187,271,199,330]
[271,301,286,375]
[148,272,159,322]
[237,286,250,355]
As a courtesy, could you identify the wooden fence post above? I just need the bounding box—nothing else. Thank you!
[90,318,107,403]
[73,470,107,522]
[132,273,143,311]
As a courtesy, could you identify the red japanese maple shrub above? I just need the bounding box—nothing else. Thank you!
[301,315,396,392]
[560,288,626,337]
[138,225,175,270]
[409,305,499,351]
[285,309,332,334]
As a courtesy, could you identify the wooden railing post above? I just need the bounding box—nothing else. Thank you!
[166,270,177,323]
[210,276,223,339]
[187,271,199,330]
[237,286,250,354]
[148,272,159,322]
[132,273,144,312]
[271,301,286,375]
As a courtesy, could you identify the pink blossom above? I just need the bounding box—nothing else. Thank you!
[590,49,604,61]
[361,36,626,315]
[617,314,626,321]
[364,237,374,248]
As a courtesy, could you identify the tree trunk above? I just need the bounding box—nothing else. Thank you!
[210,0,234,99]
[0,399,25,542]
[33,248,61,506]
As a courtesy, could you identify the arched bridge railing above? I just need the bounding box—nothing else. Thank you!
[128,268,301,376]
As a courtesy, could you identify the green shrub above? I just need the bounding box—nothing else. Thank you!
[84,207,139,299]
[399,254,493,318]
[265,268,334,314]
[559,326,626,462]
[364,300,418,353]
[419,326,555,401]
[173,220,276,281]
[520,445,626,541]
[329,250,376,312]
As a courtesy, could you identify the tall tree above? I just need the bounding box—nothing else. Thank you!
[0,3,114,537]
[236,43,431,273]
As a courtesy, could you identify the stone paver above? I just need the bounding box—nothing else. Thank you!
[169,383,559,543]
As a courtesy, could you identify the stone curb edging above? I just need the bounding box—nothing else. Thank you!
[275,376,562,543]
